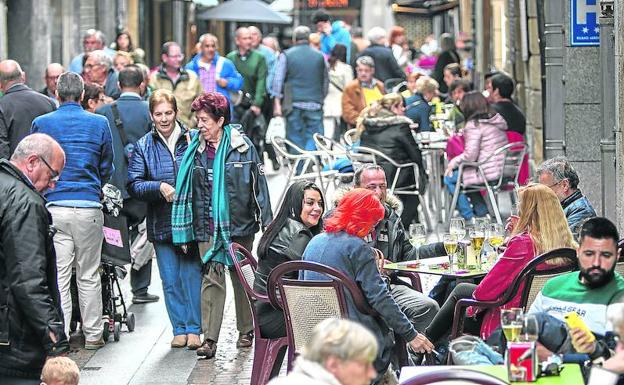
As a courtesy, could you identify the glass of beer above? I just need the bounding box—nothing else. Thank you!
[486,223,505,267]
[501,308,524,342]
[443,233,459,272]
[470,227,485,268]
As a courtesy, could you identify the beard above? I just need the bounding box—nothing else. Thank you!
[580,265,616,289]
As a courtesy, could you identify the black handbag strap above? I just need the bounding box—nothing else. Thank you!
[111,102,129,147]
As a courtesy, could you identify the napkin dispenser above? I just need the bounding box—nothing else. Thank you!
[506,342,537,382]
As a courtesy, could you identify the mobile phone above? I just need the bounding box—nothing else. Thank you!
[564,312,596,342]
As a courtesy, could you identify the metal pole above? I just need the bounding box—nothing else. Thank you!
[0,0,7,60]
[541,0,566,158]
[172,0,184,47]
[599,0,616,220]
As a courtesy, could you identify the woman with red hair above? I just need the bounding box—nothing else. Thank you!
[302,188,433,380]
[389,26,410,70]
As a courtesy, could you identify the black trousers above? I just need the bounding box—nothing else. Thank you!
[425,282,482,343]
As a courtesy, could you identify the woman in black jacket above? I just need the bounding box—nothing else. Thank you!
[254,181,324,377]
[358,93,426,227]
[432,33,461,95]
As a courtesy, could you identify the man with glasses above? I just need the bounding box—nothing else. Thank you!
[40,63,64,106]
[0,133,69,384]
[32,71,114,351]
[83,50,121,100]
[69,29,116,74]
[536,156,596,239]
[0,59,56,159]
[149,41,202,128]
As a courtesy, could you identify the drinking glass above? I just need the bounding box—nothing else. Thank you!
[443,233,459,272]
[501,308,524,342]
[486,223,505,267]
[409,223,427,260]
[520,314,539,342]
[450,218,466,239]
[469,228,485,268]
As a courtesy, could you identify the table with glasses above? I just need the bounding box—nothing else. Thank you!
[399,364,584,384]
[384,256,488,280]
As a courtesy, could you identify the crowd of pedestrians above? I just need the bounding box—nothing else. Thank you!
[1,12,623,385]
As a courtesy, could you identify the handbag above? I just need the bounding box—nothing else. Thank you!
[265,116,286,144]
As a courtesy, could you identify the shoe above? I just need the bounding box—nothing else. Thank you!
[84,338,105,350]
[197,339,217,358]
[132,293,160,304]
[187,334,201,350]
[236,332,254,348]
[171,335,187,348]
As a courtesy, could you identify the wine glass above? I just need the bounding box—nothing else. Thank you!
[486,223,505,268]
[450,218,466,239]
[501,308,524,342]
[469,227,485,268]
[520,314,539,342]
[409,223,427,260]
[443,233,459,272]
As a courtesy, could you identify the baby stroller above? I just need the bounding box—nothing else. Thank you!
[69,185,136,342]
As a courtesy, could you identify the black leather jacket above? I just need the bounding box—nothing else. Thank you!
[191,126,272,241]
[0,160,68,379]
[254,218,313,296]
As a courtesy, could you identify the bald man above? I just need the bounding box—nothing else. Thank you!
[0,134,69,383]
[0,60,56,159]
[41,63,64,104]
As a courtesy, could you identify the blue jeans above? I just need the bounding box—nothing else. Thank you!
[286,107,323,151]
[153,242,202,335]
[444,170,489,220]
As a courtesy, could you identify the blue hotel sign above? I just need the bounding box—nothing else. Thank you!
[570,0,600,46]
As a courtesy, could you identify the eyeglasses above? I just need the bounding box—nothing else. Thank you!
[545,179,566,189]
[38,156,60,183]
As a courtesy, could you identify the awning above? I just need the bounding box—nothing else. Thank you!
[197,0,292,24]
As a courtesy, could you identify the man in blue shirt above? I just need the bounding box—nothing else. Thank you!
[32,71,114,350]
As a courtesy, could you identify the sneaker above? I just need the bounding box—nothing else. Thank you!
[171,335,187,348]
[236,332,254,348]
[187,334,201,350]
[132,293,160,304]
[84,338,105,350]
[197,339,217,358]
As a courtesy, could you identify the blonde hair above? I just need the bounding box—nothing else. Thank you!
[149,89,178,113]
[41,357,80,385]
[512,183,578,260]
[302,318,378,364]
[113,50,134,66]
[355,93,404,138]
[415,76,439,94]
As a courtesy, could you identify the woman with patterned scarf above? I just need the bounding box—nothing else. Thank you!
[172,92,273,359]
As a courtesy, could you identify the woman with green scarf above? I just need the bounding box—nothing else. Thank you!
[172,92,273,359]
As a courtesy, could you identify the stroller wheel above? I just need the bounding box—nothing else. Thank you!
[126,312,136,332]
[103,321,110,341]
[113,322,121,342]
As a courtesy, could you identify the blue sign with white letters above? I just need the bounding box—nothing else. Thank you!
[570,0,600,46]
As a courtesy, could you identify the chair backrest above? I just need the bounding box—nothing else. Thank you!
[313,133,347,155]
[400,369,508,385]
[517,248,578,310]
[344,128,359,147]
[491,142,528,189]
[228,243,263,302]
[267,260,376,357]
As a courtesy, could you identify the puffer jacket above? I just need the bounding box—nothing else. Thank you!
[562,189,597,240]
[127,122,191,242]
[448,113,508,186]
[191,126,272,240]
[0,160,68,379]
[359,111,426,188]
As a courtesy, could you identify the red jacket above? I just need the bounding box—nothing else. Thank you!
[468,232,536,339]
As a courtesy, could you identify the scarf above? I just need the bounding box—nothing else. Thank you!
[171,125,233,266]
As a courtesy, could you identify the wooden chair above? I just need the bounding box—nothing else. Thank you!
[267,260,409,371]
[450,247,578,339]
[228,243,289,385]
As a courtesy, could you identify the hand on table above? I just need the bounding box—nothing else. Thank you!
[570,327,597,354]
[409,333,434,354]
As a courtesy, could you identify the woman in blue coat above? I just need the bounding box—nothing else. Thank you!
[127,89,202,350]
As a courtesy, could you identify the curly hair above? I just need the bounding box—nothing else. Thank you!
[324,188,384,238]
[191,92,230,125]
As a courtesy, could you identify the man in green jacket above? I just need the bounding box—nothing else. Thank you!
[227,27,267,119]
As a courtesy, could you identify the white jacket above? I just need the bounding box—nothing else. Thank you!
[324,61,354,118]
